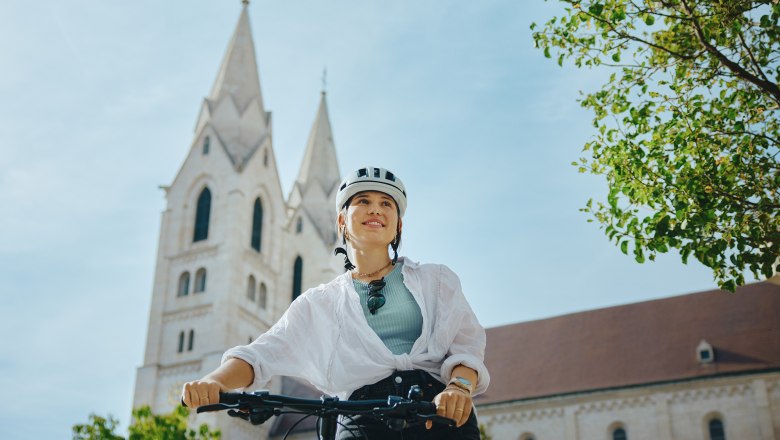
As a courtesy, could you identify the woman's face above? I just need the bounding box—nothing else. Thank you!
[339,191,401,250]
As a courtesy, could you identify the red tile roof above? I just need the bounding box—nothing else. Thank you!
[475,282,780,406]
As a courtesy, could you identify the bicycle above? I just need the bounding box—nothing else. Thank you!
[190,385,455,440]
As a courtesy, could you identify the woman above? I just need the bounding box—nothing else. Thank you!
[182,166,489,439]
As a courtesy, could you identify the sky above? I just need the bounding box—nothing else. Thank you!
[0,0,738,438]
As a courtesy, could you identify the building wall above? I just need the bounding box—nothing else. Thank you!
[477,371,780,440]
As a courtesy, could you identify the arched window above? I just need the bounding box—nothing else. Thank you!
[709,418,725,440]
[177,272,190,297]
[193,187,211,242]
[520,434,535,440]
[251,198,263,252]
[194,268,207,293]
[613,427,627,440]
[263,149,268,167]
[292,256,303,301]
[258,282,267,309]
[247,275,256,301]
[296,217,303,234]
[202,136,210,155]
[187,330,194,351]
[177,331,185,353]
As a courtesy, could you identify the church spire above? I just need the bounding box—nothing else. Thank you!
[288,91,341,245]
[196,3,269,172]
[209,4,264,113]
[295,91,341,198]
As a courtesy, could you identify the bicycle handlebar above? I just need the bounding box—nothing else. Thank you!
[187,387,455,435]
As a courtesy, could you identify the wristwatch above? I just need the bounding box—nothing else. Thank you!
[448,376,473,394]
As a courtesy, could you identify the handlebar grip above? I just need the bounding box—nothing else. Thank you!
[181,392,240,408]
[415,401,437,414]
[218,392,241,404]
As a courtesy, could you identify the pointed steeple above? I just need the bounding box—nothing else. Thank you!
[295,92,341,199]
[209,4,264,113]
[289,92,342,244]
[195,3,270,172]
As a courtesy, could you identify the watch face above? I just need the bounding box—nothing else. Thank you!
[456,377,472,387]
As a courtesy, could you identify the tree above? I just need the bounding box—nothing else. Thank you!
[128,406,220,440]
[532,0,780,290]
[72,414,124,440]
[72,406,220,440]
[479,424,494,440]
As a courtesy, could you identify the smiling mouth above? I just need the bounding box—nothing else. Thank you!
[363,220,385,227]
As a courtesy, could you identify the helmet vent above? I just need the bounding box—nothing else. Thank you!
[385,171,395,181]
[373,168,381,178]
[358,168,368,177]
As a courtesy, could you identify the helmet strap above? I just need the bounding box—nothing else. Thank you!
[334,247,356,271]
[390,233,400,265]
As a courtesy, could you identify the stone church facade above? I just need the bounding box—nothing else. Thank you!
[132,4,344,438]
[134,4,780,439]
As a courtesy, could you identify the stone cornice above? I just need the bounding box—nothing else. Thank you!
[157,360,202,378]
[163,304,212,323]
[167,244,220,263]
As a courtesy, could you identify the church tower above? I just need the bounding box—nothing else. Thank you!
[133,3,343,438]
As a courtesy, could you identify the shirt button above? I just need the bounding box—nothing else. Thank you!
[394,376,403,384]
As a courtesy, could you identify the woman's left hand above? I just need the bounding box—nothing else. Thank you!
[428,385,473,428]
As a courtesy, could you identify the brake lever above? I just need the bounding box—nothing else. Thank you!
[227,409,250,421]
[418,413,457,428]
[196,403,241,413]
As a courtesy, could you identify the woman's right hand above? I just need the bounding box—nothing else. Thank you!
[181,378,227,408]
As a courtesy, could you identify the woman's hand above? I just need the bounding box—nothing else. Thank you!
[181,378,227,408]
[181,358,254,408]
[429,385,473,428]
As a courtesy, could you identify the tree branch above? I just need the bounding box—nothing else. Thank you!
[737,31,770,84]
[710,129,780,147]
[577,9,700,60]
[679,0,780,104]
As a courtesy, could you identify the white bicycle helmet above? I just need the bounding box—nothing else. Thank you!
[335,167,407,217]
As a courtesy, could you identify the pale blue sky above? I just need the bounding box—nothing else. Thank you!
[0,1,726,438]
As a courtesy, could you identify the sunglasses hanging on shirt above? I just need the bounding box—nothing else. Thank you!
[367,278,386,315]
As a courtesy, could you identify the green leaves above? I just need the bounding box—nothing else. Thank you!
[73,406,221,440]
[73,415,124,440]
[534,0,780,290]
[588,3,604,17]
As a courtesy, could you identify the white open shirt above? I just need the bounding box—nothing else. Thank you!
[223,257,490,398]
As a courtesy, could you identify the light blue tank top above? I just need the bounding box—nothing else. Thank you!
[353,262,423,355]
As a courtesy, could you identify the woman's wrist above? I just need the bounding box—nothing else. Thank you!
[444,383,472,397]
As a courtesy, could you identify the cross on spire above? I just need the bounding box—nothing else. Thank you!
[321,68,327,94]
[242,0,249,5]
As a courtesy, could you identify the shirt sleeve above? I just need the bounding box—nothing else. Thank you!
[437,265,491,395]
[221,288,337,393]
